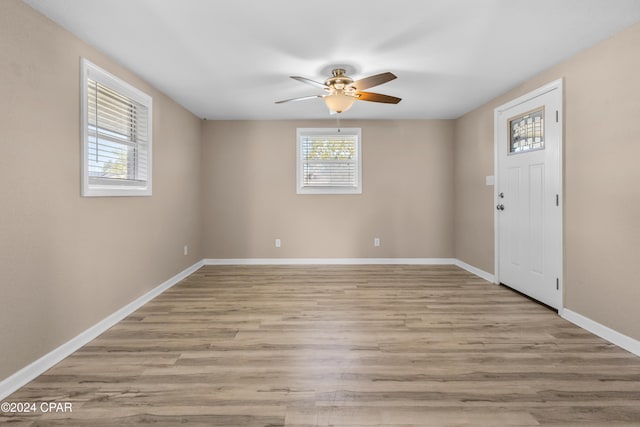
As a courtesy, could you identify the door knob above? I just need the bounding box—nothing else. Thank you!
[496,204,504,211]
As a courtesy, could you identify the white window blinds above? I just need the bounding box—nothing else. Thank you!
[81,59,152,197]
[87,79,149,185]
[297,128,362,194]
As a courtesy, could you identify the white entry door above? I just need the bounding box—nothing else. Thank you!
[495,80,563,309]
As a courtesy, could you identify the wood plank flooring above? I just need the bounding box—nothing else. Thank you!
[2,264,640,426]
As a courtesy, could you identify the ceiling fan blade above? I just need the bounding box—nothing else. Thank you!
[351,72,397,90]
[275,95,323,104]
[290,76,328,89]
[355,91,402,104]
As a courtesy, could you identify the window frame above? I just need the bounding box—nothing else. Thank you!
[296,128,362,195]
[80,58,153,197]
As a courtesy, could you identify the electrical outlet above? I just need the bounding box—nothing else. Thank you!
[183,245,188,256]
[275,239,281,248]
[374,237,381,247]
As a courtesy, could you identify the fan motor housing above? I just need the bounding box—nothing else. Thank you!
[325,68,353,90]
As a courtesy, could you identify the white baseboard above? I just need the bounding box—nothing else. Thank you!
[453,259,495,283]
[560,308,640,357]
[0,260,204,401]
[203,258,496,283]
[203,257,457,265]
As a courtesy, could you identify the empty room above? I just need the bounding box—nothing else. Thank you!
[2,0,640,425]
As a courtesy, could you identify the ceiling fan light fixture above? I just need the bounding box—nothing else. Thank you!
[276,68,400,113]
[324,93,355,113]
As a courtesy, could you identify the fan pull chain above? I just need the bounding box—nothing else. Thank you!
[336,114,341,133]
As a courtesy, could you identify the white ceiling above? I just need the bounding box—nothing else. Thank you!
[24,0,640,120]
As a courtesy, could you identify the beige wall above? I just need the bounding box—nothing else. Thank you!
[202,120,455,259]
[453,107,496,273]
[0,1,203,380]
[454,22,640,340]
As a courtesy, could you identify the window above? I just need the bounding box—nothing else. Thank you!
[508,107,544,154]
[81,58,152,196]
[296,128,362,194]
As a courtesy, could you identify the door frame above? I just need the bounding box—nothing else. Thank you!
[493,78,564,309]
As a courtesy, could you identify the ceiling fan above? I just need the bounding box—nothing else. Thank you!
[275,68,401,114]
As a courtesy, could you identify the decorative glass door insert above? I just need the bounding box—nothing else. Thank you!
[508,107,544,154]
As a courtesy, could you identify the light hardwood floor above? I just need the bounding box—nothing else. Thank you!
[2,265,640,426]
